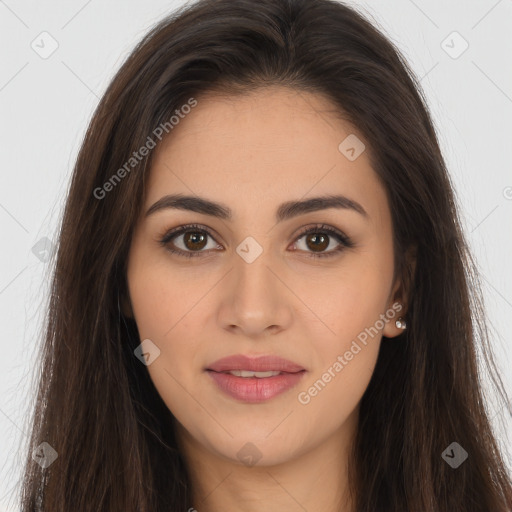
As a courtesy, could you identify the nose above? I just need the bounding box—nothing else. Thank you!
[217,251,294,338]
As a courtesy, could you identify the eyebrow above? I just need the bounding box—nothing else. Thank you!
[145,193,368,222]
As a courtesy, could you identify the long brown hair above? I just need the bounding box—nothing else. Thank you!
[19,0,512,510]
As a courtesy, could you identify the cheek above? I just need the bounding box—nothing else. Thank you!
[293,251,393,404]
[127,242,203,340]
[127,262,207,420]
[128,270,174,338]
[295,342,378,440]
[128,269,206,371]
[294,258,392,346]
[302,282,384,398]
[126,247,211,360]
[294,271,388,426]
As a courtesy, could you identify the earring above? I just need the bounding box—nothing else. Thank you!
[395,317,407,330]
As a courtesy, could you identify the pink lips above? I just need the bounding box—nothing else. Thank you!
[206,354,306,403]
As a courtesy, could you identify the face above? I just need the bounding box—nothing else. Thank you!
[125,86,406,468]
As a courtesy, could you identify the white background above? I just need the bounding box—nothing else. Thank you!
[1,0,511,509]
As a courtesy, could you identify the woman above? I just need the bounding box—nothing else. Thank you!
[19,0,512,510]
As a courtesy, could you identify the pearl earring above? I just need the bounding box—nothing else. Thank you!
[395,317,407,330]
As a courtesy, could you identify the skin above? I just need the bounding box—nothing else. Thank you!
[124,86,410,512]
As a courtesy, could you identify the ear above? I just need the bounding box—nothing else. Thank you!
[383,244,416,338]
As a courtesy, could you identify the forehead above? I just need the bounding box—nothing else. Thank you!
[145,86,388,227]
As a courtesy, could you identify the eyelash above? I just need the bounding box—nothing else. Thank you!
[158,223,354,259]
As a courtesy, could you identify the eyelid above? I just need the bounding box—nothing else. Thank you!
[158,223,221,258]
[159,223,222,247]
[158,222,354,258]
[293,224,353,247]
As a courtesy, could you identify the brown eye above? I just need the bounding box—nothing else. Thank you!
[304,233,329,252]
[159,223,353,260]
[159,224,220,258]
[292,224,354,259]
[182,231,208,251]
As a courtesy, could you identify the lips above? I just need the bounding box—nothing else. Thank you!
[206,354,305,373]
[205,354,306,403]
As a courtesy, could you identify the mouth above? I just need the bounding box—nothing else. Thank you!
[206,354,306,373]
[205,354,306,403]
[210,369,302,378]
